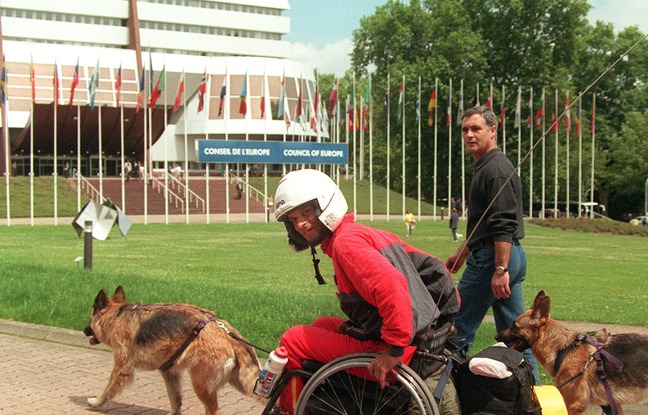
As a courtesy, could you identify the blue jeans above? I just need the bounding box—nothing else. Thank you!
[455,244,540,383]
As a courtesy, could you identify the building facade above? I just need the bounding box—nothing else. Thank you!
[0,0,328,177]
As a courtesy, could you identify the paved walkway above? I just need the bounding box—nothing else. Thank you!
[1,318,647,414]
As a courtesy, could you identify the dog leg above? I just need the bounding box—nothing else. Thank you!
[160,369,183,415]
[88,361,135,407]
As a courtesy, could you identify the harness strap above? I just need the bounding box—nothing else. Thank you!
[160,315,218,372]
[555,334,624,415]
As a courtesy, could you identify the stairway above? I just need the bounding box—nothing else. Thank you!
[86,178,266,216]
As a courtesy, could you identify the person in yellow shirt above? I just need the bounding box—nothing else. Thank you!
[404,209,416,236]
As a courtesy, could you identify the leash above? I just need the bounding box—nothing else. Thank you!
[555,334,624,415]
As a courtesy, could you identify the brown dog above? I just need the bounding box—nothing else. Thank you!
[496,291,648,415]
[83,286,263,415]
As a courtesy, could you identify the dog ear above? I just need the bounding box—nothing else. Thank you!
[111,285,126,304]
[94,289,109,311]
[532,295,551,321]
[531,291,546,310]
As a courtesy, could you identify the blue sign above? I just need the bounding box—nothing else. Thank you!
[196,140,348,164]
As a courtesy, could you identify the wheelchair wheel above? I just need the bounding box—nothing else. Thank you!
[294,353,439,415]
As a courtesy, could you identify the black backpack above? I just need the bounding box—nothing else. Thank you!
[453,346,541,415]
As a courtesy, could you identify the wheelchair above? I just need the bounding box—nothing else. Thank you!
[261,323,455,415]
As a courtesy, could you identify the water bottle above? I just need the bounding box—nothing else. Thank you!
[254,346,289,398]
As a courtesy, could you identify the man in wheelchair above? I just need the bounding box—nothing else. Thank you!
[273,169,461,414]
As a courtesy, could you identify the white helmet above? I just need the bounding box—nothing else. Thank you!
[274,169,348,251]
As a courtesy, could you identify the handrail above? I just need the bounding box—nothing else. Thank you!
[79,175,105,204]
[150,176,185,213]
[168,174,206,213]
[229,172,269,205]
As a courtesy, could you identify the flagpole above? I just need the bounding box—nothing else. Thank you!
[433,78,438,219]
[417,76,421,220]
[2,99,8,226]
[401,74,405,219]
[262,66,269,223]
[54,63,58,225]
[529,87,534,218]
[30,82,34,226]
[368,72,373,221]
[459,79,465,219]
[142,63,148,225]
[244,67,249,223]
[501,85,506,154]
[578,94,582,217]
[516,86,522,178]
[162,66,169,224]
[353,73,357,215]
[590,92,596,219]
[76,104,81,212]
[118,67,125,213]
[540,87,546,218]
[447,79,452,216]
[554,88,559,218]
[565,92,571,218]
[99,105,103,201]
[182,70,189,224]
[225,62,230,224]
[386,73,390,221]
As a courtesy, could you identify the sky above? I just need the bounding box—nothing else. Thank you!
[285,0,648,76]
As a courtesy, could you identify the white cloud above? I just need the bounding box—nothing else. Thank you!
[289,38,354,76]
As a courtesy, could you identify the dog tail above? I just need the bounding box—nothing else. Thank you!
[228,328,263,397]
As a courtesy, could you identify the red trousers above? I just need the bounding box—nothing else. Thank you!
[278,316,417,414]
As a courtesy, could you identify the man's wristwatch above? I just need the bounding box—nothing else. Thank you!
[495,266,508,275]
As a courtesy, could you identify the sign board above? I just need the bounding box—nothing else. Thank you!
[196,140,348,165]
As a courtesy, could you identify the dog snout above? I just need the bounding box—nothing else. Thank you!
[83,325,95,337]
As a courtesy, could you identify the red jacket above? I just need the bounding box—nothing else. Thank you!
[321,213,459,357]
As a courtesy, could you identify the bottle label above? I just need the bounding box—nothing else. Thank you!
[254,369,279,398]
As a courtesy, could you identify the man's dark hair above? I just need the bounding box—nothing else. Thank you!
[462,105,498,129]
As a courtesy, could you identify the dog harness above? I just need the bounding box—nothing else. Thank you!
[555,333,624,415]
[123,304,264,372]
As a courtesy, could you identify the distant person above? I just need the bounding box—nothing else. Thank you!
[404,209,416,237]
[234,180,243,200]
[132,161,140,181]
[449,207,460,242]
[63,161,71,179]
[172,163,183,181]
[124,160,132,182]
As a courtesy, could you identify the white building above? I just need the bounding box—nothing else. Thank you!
[0,0,328,177]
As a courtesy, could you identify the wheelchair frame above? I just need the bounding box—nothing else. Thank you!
[261,352,441,415]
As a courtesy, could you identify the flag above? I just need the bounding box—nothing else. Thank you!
[53,62,60,105]
[564,95,571,133]
[346,95,355,131]
[415,83,421,122]
[427,88,436,126]
[69,59,80,106]
[218,75,226,117]
[500,95,506,127]
[528,93,533,126]
[329,77,338,115]
[149,65,165,109]
[135,67,145,113]
[172,73,184,112]
[0,57,6,104]
[311,81,319,130]
[295,80,303,122]
[283,91,291,128]
[446,92,451,127]
[396,81,403,122]
[197,70,206,113]
[238,72,247,115]
[277,72,285,119]
[486,88,492,109]
[456,82,464,125]
[550,112,558,133]
[514,88,521,130]
[88,61,99,110]
[29,56,35,102]
[361,82,370,131]
[260,73,266,118]
[114,64,122,107]
[575,98,581,135]
[535,94,544,128]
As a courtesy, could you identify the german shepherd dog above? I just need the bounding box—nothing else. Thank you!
[496,291,648,415]
[83,286,263,415]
